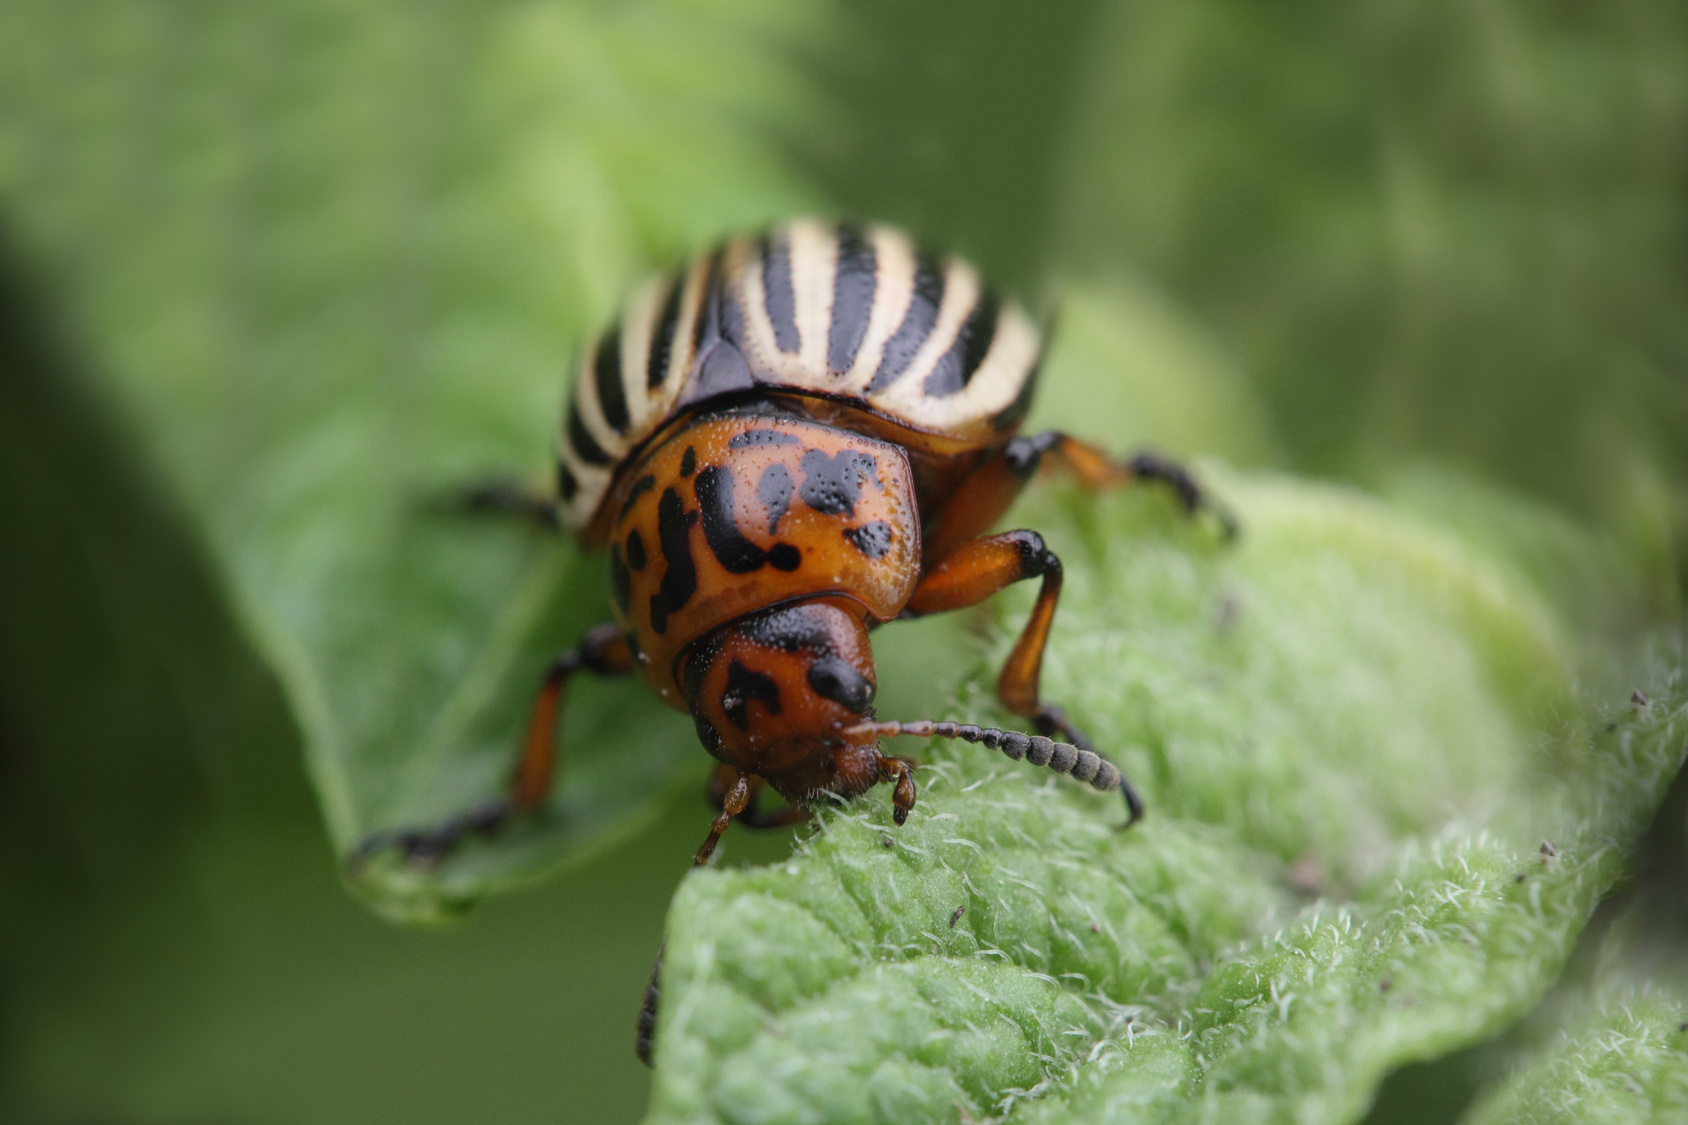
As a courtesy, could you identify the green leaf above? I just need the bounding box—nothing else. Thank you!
[0,0,829,920]
[645,465,1686,1123]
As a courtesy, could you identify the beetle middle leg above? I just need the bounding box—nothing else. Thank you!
[922,431,1234,564]
[349,622,634,866]
[903,529,1091,748]
[706,764,810,830]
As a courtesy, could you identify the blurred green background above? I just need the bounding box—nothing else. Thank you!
[2,1,1685,1122]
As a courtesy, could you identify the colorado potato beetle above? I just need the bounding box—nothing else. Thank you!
[354,218,1233,1063]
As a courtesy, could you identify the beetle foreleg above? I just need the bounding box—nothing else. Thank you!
[347,623,633,868]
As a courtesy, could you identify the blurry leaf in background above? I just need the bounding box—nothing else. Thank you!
[0,0,830,919]
[1051,0,1688,604]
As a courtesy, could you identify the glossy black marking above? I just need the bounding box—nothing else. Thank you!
[807,657,874,713]
[761,232,799,354]
[756,463,794,532]
[843,520,893,559]
[680,447,696,477]
[593,320,630,432]
[625,528,647,570]
[647,280,682,391]
[767,543,801,571]
[567,401,612,466]
[828,224,876,375]
[728,428,801,450]
[557,462,579,502]
[722,661,781,729]
[618,474,656,520]
[696,465,767,574]
[692,250,723,355]
[867,251,944,392]
[649,488,699,636]
[799,448,878,517]
[609,543,632,614]
[924,290,999,397]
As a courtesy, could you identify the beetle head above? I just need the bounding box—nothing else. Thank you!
[682,599,883,803]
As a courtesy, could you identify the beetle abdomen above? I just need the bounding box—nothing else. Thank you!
[558,219,1043,531]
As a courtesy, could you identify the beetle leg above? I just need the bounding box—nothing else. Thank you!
[706,765,810,829]
[348,622,633,867]
[694,770,751,865]
[436,475,563,532]
[904,529,1096,749]
[876,755,918,825]
[922,432,1234,564]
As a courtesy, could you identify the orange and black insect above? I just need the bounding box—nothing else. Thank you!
[353,218,1232,1063]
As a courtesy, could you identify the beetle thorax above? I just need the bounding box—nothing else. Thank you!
[601,411,921,708]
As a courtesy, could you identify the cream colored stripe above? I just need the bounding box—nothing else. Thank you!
[960,300,1042,415]
[574,337,626,457]
[787,218,837,383]
[557,439,612,530]
[874,257,981,404]
[841,225,917,392]
[618,275,664,434]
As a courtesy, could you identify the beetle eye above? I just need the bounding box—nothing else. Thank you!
[807,657,875,713]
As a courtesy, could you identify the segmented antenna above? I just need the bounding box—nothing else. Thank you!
[846,719,1144,826]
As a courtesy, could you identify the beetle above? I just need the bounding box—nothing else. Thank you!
[353,218,1232,1062]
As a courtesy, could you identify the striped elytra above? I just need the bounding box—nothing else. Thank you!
[556,219,1043,533]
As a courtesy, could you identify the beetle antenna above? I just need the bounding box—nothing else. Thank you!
[844,719,1143,826]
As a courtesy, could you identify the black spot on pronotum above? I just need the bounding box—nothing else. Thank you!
[680,446,696,477]
[757,463,794,532]
[843,520,893,559]
[625,528,647,570]
[609,543,632,614]
[618,474,656,520]
[728,428,801,450]
[696,465,767,574]
[767,543,801,571]
[721,661,781,729]
[806,657,874,713]
[799,448,878,517]
[649,487,698,635]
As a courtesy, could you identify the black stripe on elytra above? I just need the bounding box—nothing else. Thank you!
[728,428,800,449]
[866,250,944,392]
[924,289,999,397]
[692,250,723,356]
[761,232,799,354]
[618,474,656,521]
[696,465,768,574]
[799,448,878,517]
[843,520,893,559]
[721,660,781,729]
[567,400,612,466]
[828,224,876,375]
[556,462,579,502]
[625,528,647,570]
[647,279,682,391]
[649,487,699,636]
[757,463,794,532]
[609,543,631,614]
[593,321,630,432]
